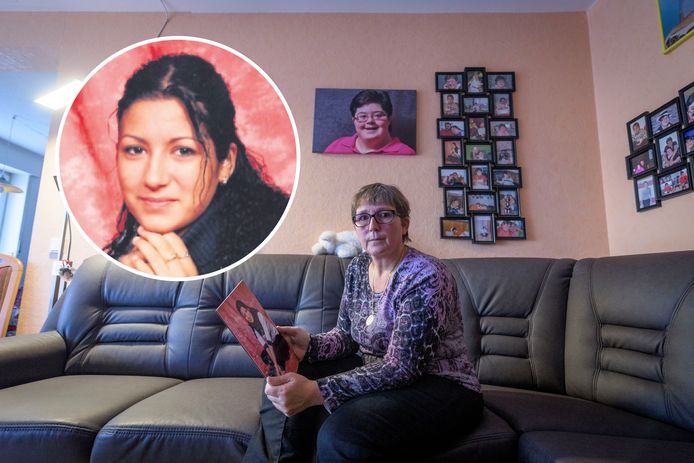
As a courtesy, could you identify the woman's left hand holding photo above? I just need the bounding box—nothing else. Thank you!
[265,373,324,417]
[119,226,198,277]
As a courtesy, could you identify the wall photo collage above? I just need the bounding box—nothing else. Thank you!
[626,80,694,212]
[436,68,526,244]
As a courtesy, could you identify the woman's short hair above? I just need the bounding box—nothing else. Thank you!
[351,183,411,242]
[349,90,393,117]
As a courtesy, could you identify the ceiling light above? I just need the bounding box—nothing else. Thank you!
[34,80,82,110]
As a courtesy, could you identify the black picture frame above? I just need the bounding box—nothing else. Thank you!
[650,98,682,137]
[464,67,486,94]
[439,167,469,188]
[441,92,461,117]
[491,92,513,117]
[495,217,526,240]
[489,118,519,139]
[443,188,466,217]
[678,80,694,128]
[494,139,516,165]
[442,139,464,165]
[634,173,660,212]
[437,118,466,139]
[436,72,464,92]
[654,128,685,170]
[487,72,515,92]
[467,191,496,214]
[440,217,471,239]
[464,142,494,162]
[469,163,491,190]
[467,116,489,141]
[463,96,491,115]
[625,147,657,179]
[656,164,692,200]
[683,126,694,156]
[497,189,521,217]
[472,214,496,244]
[626,112,651,153]
[492,167,522,188]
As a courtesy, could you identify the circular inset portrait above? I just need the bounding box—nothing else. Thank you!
[58,37,299,280]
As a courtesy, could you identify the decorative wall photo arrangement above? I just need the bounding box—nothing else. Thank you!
[625,80,694,212]
[435,68,526,244]
[312,88,416,155]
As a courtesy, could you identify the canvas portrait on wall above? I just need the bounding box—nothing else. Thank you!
[312,88,416,155]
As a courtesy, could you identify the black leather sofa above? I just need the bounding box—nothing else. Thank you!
[0,251,693,462]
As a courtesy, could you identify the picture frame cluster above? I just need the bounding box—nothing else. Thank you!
[626,80,694,212]
[435,68,526,244]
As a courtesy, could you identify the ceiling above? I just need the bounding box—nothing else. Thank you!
[0,0,598,14]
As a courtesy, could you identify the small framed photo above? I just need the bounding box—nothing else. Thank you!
[439,167,469,187]
[441,92,461,117]
[467,191,496,213]
[492,93,513,117]
[465,67,486,94]
[443,188,466,216]
[656,164,692,200]
[437,118,466,139]
[472,214,495,244]
[440,217,471,239]
[442,139,464,165]
[683,126,694,155]
[655,128,685,170]
[497,189,521,216]
[463,96,491,115]
[465,143,493,162]
[626,112,651,153]
[625,147,657,179]
[489,118,519,139]
[436,72,464,92]
[680,81,694,128]
[487,72,515,92]
[650,98,682,137]
[494,139,516,165]
[492,167,522,188]
[469,164,491,190]
[496,217,526,239]
[467,116,488,141]
[634,173,660,212]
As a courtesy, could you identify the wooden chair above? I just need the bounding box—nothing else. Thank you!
[0,254,23,337]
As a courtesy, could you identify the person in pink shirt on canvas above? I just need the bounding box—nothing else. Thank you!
[324,90,415,155]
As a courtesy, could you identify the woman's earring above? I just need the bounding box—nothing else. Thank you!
[220,176,229,185]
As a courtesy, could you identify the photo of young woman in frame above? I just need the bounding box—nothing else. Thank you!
[58,37,298,279]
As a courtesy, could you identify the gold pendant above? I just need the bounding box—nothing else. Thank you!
[366,314,375,326]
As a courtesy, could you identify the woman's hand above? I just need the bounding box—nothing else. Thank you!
[265,373,323,416]
[277,326,310,361]
[119,227,198,277]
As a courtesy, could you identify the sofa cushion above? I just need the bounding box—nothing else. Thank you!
[0,375,181,463]
[483,385,694,442]
[519,431,694,463]
[429,407,517,462]
[446,258,575,393]
[565,251,694,432]
[91,377,264,463]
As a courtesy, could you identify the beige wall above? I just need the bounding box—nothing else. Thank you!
[588,0,694,255]
[4,12,610,333]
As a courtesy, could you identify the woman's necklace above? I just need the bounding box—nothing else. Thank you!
[366,246,407,326]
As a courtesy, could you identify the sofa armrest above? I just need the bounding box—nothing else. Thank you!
[0,331,66,389]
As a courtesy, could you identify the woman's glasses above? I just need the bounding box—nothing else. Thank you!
[352,210,398,227]
[353,112,388,123]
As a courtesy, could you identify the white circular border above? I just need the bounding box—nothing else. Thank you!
[56,36,301,282]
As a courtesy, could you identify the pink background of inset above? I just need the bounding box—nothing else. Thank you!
[59,38,297,248]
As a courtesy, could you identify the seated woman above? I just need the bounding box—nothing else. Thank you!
[324,90,415,155]
[242,183,482,462]
[104,54,288,277]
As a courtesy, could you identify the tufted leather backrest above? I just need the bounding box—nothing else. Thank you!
[565,251,694,432]
[445,258,575,393]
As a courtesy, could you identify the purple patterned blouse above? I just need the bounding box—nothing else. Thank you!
[307,247,481,412]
